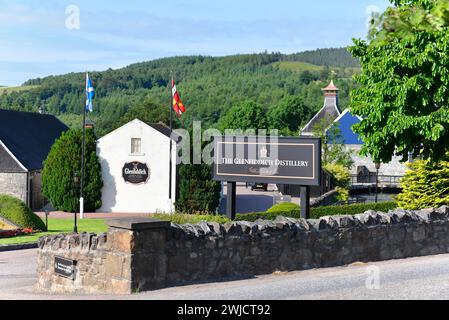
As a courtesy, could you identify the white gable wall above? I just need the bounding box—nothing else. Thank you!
[97,119,177,213]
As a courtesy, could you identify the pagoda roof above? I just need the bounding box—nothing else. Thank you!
[322,80,339,91]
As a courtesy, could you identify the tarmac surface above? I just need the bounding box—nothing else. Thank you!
[2,249,449,300]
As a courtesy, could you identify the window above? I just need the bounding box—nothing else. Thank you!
[131,138,141,154]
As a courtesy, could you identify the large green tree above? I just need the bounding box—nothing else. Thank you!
[218,100,267,131]
[175,164,221,214]
[350,0,449,163]
[42,129,103,212]
[268,96,312,135]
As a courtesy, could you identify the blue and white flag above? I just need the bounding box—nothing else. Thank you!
[85,73,95,112]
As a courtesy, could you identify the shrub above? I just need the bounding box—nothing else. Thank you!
[324,163,350,188]
[0,195,46,231]
[175,164,221,214]
[397,159,449,210]
[42,128,103,212]
[152,213,231,225]
[267,202,299,213]
[236,201,398,222]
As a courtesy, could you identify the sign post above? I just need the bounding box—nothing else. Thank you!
[300,186,310,219]
[226,181,237,220]
[213,136,321,219]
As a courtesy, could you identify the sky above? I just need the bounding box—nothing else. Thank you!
[0,0,390,86]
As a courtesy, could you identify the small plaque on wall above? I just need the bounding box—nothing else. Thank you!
[122,161,150,184]
[54,256,76,280]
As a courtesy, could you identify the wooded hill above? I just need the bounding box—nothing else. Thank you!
[0,48,360,137]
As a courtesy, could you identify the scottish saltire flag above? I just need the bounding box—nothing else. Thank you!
[85,73,95,112]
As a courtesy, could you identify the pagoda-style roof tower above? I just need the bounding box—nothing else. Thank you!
[301,80,341,136]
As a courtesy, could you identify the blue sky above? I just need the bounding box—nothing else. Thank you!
[0,0,390,86]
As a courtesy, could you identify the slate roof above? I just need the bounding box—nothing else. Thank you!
[0,109,69,171]
[146,122,181,142]
[301,81,342,136]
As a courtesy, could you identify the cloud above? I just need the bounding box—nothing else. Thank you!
[365,5,381,28]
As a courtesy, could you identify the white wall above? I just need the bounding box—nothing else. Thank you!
[346,145,408,176]
[97,119,177,213]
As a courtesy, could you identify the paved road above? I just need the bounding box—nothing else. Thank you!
[218,183,296,214]
[2,249,449,300]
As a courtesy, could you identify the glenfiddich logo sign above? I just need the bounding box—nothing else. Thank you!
[213,136,321,186]
[122,162,150,184]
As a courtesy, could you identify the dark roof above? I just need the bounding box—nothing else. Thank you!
[0,109,69,170]
[147,122,181,141]
[301,96,341,135]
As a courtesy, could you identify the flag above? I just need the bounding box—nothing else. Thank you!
[172,79,186,116]
[85,73,95,112]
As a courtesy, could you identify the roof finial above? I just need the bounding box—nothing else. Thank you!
[322,80,339,92]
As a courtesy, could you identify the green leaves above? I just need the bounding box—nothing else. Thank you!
[350,0,449,163]
[42,129,103,212]
[397,158,449,210]
[175,164,221,214]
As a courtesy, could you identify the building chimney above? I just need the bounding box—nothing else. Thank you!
[321,80,340,113]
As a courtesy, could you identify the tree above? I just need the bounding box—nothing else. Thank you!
[312,117,354,169]
[268,96,311,135]
[175,164,221,214]
[396,158,449,210]
[299,71,316,85]
[119,99,170,127]
[218,100,267,132]
[349,0,449,163]
[42,129,103,212]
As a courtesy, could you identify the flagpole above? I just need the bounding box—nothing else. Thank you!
[80,73,87,221]
[169,77,173,212]
[169,75,173,213]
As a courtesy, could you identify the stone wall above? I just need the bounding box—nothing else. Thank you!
[0,172,27,204]
[37,206,449,294]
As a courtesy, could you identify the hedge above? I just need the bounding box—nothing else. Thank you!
[150,202,398,225]
[235,201,398,222]
[0,195,46,231]
[152,213,231,225]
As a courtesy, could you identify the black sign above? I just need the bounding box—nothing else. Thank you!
[122,161,150,184]
[213,136,321,186]
[54,256,76,280]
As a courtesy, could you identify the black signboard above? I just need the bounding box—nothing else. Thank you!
[122,161,150,184]
[213,136,321,186]
[54,256,76,280]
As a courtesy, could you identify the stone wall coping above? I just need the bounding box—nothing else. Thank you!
[106,217,171,230]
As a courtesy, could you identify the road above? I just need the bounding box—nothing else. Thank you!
[218,183,297,214]
[2,249,449,300]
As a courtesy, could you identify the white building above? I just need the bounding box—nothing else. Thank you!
[97,119,177,213]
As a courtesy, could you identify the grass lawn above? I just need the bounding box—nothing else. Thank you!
[0,218,108,246]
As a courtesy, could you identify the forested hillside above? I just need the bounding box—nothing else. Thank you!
[0,48,359,136]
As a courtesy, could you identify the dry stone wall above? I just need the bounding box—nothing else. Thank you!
[37,206,449,294]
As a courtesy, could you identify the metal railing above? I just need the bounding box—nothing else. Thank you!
[350,175,402,187]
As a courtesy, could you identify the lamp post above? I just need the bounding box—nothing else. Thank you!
[375,162,381,203]
[73,172,79,233]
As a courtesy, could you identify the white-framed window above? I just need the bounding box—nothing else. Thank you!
[131,138,141,154]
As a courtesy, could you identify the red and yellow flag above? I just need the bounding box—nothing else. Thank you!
[172,79,186,117]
